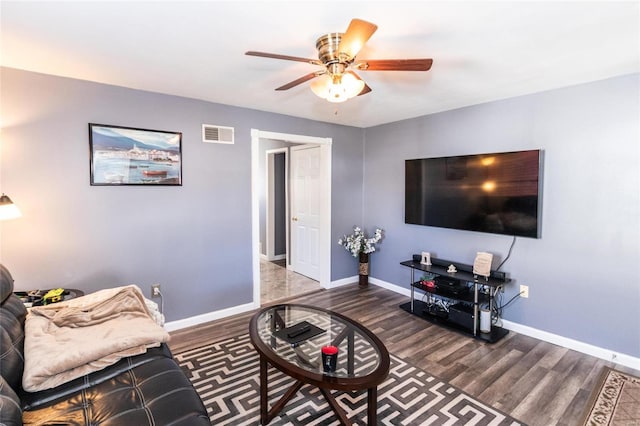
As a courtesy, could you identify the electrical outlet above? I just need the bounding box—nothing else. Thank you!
[151,284,161,297]
[520,284,529,298]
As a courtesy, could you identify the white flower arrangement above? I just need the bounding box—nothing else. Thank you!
[338,226,384,257]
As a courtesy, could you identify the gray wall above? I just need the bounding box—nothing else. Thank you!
[363,74,640,357]
[0,67,365,321]
[273,152,286,256]
[3,66,636,358]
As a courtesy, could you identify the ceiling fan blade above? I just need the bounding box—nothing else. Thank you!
[338,18,378,59]
[245,51,321,65]
[356,58,433,71]
[275,72,322,91]
[346,70,371,96]
[358,83,372,96]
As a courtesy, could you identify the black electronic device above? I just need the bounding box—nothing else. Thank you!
[405,149,542,238]
[434,276,469,297]
[448,303,475,330]
[273,321,325,344]
[423,304,448,319]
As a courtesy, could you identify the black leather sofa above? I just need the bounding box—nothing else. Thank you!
[0,264,210,425]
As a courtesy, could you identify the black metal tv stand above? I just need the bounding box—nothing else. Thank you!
[399,258,511,343]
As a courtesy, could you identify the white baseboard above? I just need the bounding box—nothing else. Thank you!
[500,319,640,371]
[164,301,259,332]
[369,277,411,296]
[264,254,286,262]
[327,275,358,289]
[369,277,640,371]
[329,277,412,294]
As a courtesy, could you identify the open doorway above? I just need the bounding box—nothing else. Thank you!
[262,145,322,304]
[251,129,332,306]
[265,148,287,264]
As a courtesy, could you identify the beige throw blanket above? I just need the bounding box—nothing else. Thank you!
[23,285,169,392]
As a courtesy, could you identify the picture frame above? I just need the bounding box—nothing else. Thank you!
[89,123,182,186]
[420,251,432,266]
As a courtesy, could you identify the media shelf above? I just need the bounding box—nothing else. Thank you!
[399,259,511,343]
[410,280,490,305]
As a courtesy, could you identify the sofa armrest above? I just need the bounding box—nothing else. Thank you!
[0,295,28,392]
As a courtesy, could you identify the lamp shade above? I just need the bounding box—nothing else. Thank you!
[326,82,350,103]
[341,72,365,98]
[0,194,21,220]
[310,74,332,99]
[310,72,365,103]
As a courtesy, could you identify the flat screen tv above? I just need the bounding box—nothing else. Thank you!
[405,150,542,238]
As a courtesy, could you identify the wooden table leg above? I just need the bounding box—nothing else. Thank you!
[347,329,354,375]
[367,386,377,425]
[319,388,352,426]
[260,357,305,424]
[260,355,268,425]
[267,380,303,423]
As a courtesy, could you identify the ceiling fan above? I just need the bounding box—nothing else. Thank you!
[245,18,433,103]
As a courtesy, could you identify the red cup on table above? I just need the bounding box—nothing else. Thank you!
[321,345,339,372]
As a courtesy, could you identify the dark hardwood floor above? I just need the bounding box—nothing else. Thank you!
[169,283,635,426]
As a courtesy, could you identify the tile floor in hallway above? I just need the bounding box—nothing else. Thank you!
[260,258,323,304]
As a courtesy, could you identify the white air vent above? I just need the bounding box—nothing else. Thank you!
[202,124,234,144]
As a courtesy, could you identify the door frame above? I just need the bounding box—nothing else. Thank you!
[265,147,288,263]
[251,129,332,306]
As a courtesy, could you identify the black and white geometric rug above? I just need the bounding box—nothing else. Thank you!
[175,334,524,425]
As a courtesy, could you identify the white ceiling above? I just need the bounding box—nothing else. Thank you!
[1,1,638,128]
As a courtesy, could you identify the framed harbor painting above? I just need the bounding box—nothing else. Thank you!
[89,123,182,186]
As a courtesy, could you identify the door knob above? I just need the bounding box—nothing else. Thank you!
[292,217,298,221]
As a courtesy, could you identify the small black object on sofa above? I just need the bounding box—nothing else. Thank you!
[0,264,210,425]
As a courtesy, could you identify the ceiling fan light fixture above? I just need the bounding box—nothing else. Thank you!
[341,72,365,98]
[326,83,349,103]
[310,72,364,103]
[310,74,332,98]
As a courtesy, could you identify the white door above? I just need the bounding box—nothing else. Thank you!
[290,145,320,281]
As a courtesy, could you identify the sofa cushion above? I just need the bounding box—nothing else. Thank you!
[22,356,210,425]
[20,344,173,410]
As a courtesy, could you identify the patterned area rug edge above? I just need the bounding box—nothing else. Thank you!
[174,333,527,425]
[580,366,640,425]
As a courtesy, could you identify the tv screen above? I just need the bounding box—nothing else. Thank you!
[405,150,542,238]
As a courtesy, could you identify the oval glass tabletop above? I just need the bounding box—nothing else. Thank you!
[252,304,386,380]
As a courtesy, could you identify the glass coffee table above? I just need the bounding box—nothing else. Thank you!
[249,304,390,425]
